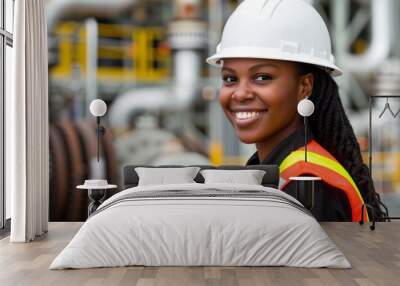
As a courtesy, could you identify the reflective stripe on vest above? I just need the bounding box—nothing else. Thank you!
[279,140,369,222]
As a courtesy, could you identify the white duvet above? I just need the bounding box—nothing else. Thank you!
[50,183,351,269]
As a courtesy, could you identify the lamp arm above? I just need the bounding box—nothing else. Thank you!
[304,116,308,162]
[95,117,107,163]
[96,117,100,162]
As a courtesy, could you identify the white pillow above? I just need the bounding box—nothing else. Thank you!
[135,167,201,186]
[200,169,266,185]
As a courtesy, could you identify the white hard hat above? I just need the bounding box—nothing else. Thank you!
[206,0,342,76]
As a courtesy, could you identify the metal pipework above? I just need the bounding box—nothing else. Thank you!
[108,87,170,130]
[335,0,393,74]
[108,49,202,130]
[108,29,205,129]
[47,0,136,33]
[109,0,207,130]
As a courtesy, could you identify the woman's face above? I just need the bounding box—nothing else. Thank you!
[219,58,311,144]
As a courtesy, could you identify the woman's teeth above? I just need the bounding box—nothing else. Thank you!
[235,111,262,120]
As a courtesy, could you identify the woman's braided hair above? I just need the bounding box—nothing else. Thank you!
[298,63,387,221]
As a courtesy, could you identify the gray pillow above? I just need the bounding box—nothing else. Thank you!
[200,169,266,185]
[135,167,201,186]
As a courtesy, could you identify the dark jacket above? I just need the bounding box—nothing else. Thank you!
[245,127,352,221]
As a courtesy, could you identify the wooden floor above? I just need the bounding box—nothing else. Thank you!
[0,222,399,286]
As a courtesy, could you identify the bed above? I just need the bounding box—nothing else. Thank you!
[49,164,350,269]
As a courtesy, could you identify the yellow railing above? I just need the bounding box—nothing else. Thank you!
[51,22,171,82]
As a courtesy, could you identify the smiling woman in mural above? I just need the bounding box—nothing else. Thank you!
[207,0,386,221]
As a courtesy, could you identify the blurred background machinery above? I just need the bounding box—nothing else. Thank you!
[46,0,400,221]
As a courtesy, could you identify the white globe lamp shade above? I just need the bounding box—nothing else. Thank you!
[90,99,107,117]
[297,98,314,117]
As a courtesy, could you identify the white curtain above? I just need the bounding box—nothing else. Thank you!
[7,0,49,242]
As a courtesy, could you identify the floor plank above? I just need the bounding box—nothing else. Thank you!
[0,222,399,286]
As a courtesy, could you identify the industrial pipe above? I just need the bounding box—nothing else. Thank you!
[47,0,136,33]
[109,0,207,130]
[337,0,393,74]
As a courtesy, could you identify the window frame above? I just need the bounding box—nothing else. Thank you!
[1,0,14,231]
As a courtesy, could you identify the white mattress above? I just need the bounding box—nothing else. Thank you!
[50,183,351,269]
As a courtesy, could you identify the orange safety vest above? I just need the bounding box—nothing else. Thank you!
[279,139,369,222]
